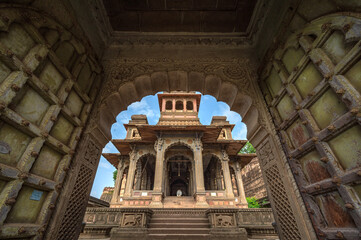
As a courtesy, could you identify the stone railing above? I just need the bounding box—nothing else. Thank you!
[80,208,152,239]
[206,208,277,239]
[80,208,278,239]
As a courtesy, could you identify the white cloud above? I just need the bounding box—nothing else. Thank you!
[102,142,117,153]
[232,124,247,140]
[128,101,156,118]
[99,161,113,170]
[216,104,242,124]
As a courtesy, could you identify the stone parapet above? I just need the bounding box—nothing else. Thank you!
[80,208,278,239]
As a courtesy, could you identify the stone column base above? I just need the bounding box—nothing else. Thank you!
[195,192,209,207]
[110,227,148,240]
[149,192,163,208]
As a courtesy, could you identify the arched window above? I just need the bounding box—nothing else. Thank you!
[175,100,183,111]
[219,129,226,139]
[186,101,193,111]
[165,100,172,110]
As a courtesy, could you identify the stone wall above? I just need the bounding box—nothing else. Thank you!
[100,187,113,203]
[241,158,268,200]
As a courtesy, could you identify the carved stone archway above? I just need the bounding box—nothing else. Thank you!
[83,62,315,239]
[2,2,360,240]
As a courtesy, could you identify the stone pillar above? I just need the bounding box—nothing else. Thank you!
[193,99,197,112]
[165,166,170,196]
[147,173,152,190]
[234,162,247,207]
[194,136,208,207]
[162,99,166,112]
[150,138,164,207]
[135,160,142,190]
[188,165,193,195]
[111,159,125,204]
[216,163,223,190]
[124,149,138,197]
[141,170,147,190]
[120,168,128,195]
[220,154,235,198]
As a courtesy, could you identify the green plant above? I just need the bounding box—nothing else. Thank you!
[240,141,256,154]
[260,199,268,207]
[113,170,117,183]
[246,197,260,208]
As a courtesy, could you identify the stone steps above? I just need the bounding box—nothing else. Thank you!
[148,210,210,239]
[148,233,211,239]
[149,227,210,234]
[162,197,197,208]
[150,217,209,223]
[149,222,209,228]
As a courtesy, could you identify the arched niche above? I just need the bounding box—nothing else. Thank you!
[164,144,194,197]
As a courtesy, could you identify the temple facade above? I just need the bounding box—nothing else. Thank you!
[80,92,278,239]
[103,92,253,208]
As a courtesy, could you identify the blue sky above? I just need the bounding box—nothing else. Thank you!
[90,93,247,198]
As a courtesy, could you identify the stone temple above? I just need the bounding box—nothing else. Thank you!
[80,91,275,239]
[0,1,361,240]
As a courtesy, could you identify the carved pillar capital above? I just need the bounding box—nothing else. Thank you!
[154,138,164,152]
[221,149,230,161]
[129,145,138,162]
[193,132,203,151]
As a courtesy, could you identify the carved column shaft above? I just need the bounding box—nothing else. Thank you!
[153,139,164,193]
[150,139,165,207]
[234,162,247,205]
[141,169,147,190]
[146,173,151,190]
[194,148,205,192]
[112,161,125,203]
[124,158,137,197]
[135,160,142,190]
[215,163,223,190]
[221,160,234,198]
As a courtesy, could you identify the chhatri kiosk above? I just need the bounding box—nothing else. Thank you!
[104,91,251,208]
[81,92,277,239]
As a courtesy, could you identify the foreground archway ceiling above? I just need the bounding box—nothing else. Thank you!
[102,0,258,33]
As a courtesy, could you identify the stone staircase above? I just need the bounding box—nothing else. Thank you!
[148,209,210,239]
[162,196,197,208]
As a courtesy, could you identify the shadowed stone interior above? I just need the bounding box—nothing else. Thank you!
[103,0,258,32]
